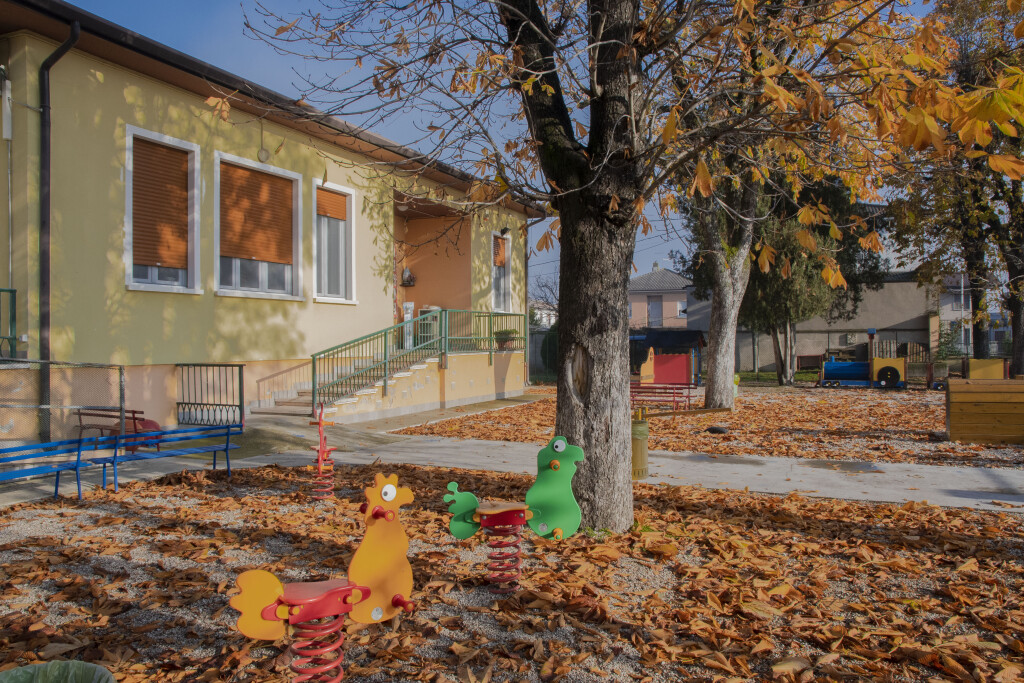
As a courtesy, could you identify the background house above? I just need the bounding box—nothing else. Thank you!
[685,271,940,371]
[628,263,691,328]
[0,0,536,426]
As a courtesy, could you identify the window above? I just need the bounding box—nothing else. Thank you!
[677,301,687,319]
[315,184,354,300]
[216,154,301,298]
[647,295,663,327]
[492,233,511,311]
[125,128,199,291]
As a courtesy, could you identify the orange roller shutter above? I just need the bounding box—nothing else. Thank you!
[220,162,293,264]
[316,187,348,220]
[493,235,507,267]
[132,139,189,269]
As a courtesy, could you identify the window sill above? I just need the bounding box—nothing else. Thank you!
[314,296,359,305]
[215,289,305,302]
[128,283,203,295]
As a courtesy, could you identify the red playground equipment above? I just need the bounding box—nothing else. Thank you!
[231,474,417,681]
[476,502,532,593]
[310,405,337,500]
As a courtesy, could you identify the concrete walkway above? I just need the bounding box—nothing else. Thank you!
[2,398,1023,511]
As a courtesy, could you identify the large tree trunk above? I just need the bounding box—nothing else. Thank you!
[770,321,795,385]
[501,0,640,532]
[961,233,990,360]
[555,206,635,533]
[1002,245,1024,377]
[697,185,757,409]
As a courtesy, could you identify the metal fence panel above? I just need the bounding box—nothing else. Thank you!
[0,358,124,444]
[176,363,244,426]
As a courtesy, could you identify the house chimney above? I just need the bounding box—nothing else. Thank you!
[652,261,660,271]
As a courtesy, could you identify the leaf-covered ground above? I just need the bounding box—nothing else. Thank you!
[1,463,1023,682]
[400,389,1024,467]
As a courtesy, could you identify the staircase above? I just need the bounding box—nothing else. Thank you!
[251,309,526,418]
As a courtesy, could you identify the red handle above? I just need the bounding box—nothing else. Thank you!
[391,594,415,613]
[371,506,395,521]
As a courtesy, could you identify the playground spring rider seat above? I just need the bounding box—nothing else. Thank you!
[231,474,417,682]
[445,436,585,593]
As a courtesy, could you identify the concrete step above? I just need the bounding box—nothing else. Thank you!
[249,405,312,417]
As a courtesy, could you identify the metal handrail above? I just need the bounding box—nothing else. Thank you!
[176,363,245,427]
[311,309,526,413]
[0,289,15,358]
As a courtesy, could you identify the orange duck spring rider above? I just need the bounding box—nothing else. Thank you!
[231,473,416,682]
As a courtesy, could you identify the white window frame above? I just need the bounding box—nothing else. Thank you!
[312,179,358,305]
[213,151,303,301]
[491,231,512,312]
[123,125,202,294]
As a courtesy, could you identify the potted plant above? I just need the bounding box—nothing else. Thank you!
[494,329,517,351]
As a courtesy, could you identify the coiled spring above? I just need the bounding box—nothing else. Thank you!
[484,525,523,593]
[289,614,346,682]
[310,404,336,500]
[311,454,335,500]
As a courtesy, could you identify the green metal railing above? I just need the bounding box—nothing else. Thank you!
[312,309,526,411]
[0,289,15,358]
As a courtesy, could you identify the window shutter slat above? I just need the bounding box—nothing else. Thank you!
[316,187,348,220]
[132,139,189,269]
[220,162,293,264]
[493,235,507,267]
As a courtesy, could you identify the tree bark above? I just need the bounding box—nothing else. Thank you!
[961,233,990,360]
[499,0,641,532]
[698,199,756,408]
[770,321,795,385]
[1000,243,1024,377]
[555,205,636,533]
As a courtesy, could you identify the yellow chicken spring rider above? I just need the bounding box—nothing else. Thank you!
[231,474,416,682]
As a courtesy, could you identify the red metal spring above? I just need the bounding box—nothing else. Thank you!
[484,525,523,594]
[289,614,346,682]
[310,404,335,500]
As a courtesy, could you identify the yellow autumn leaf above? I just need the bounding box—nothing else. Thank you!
[796,229,817,252]
[662,108,678,145]
[989,154,1024,179]
[689,159,714,198]
[1015,19,1024,40]
[829,222,843,240]
[780,257,791,279]
[858,230,883,253]
[796,206,818,226]
[757,244,776,273]
[1012,0,1023,14]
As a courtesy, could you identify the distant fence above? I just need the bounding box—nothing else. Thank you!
[0,359,124,444]
[176,363,244,426]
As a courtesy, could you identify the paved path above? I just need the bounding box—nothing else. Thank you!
[2,400,1023,511]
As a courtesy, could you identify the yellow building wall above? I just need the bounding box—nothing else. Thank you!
[2,31,531,423]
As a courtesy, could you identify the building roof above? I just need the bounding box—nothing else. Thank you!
[884,271,919,283]
[628,269,692,293]
[1,0,543,217]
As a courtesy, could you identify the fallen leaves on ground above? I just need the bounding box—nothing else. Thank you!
[398,388,1024,467]
[0,463,1022,681]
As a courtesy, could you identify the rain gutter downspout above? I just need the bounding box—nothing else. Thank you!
[38,21,80,438]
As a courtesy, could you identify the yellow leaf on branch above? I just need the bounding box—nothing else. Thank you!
[688,159,714,198]
[858,231,884,253]
[757,244,777,273]
[796,229,817,252]
[662,108,678,145]
[988,154,1024,179]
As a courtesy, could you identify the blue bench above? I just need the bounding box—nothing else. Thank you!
[88,424,243,492]
[0,434,119,500]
